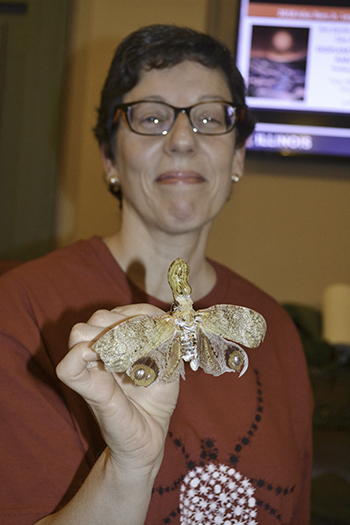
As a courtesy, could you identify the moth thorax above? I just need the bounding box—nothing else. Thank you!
[180,324,197,361]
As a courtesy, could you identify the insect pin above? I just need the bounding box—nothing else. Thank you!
[92,258,267,386]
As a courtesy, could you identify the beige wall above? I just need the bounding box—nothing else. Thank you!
[56,0,350,309]
[207,156,350,308]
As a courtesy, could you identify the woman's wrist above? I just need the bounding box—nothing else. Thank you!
[105,444,164,489]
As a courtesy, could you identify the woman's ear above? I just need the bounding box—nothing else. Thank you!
[231,145,246,181]
[100,147,119,184]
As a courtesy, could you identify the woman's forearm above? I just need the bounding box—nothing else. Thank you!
[35,447,156,525]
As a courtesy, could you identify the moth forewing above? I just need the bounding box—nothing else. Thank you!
[195,305,266,349]
[92,314,177,372]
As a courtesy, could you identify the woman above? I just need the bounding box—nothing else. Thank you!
[0,25,313,524]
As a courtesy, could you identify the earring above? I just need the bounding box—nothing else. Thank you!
[231,175,240,183]
[109,176,120,189]
[107,176,122,205]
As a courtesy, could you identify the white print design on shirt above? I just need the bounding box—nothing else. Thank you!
[179,463,258,524]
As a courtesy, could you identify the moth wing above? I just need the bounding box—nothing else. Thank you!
[197,329,249,378]
[143,332,184,384]
[196,330,223,376]
[196,305,266,348]
[92,314,176,372]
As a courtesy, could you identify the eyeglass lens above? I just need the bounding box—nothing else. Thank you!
[127,101,237,135]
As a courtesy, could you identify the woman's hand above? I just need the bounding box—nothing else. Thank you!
[56,304,180,479]
[36,304,178,524]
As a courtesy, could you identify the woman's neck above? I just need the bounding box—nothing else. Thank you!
[103,218,216,304]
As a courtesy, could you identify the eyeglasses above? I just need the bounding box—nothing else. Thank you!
[112,100,244,136]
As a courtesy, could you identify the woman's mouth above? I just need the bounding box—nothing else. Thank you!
[155,171,205,184]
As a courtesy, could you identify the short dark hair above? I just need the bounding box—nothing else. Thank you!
[94,24,255,163]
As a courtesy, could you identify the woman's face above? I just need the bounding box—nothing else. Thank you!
[104,60,245,236]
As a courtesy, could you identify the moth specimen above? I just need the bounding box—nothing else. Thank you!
[93,258,267,387]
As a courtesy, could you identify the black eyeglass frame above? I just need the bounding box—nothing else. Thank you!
[112,100,245,136]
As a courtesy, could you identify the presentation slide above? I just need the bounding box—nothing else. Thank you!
[236,1,350,156]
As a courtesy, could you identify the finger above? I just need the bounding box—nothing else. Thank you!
[68,323,107,349]
[57,342,100,383]
[57,341,119,406]
[115,374,180,421]
[70,304,166,348]
[110,304,166,318]
[86,304,166,331]
[87,309,129,329]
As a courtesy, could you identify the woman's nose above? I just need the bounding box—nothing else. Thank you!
[163,112,197,155]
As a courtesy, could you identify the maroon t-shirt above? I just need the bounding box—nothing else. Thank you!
[0,237,313,524]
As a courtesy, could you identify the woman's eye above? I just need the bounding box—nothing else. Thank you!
[134,110,168,129]
[198,114,222,127]
[202,115,219,124]
[142,115,162,124]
